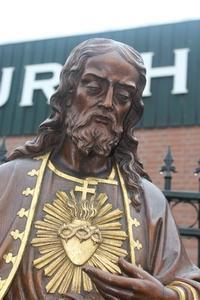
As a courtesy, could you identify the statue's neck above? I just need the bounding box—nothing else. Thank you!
[52,136,112,177]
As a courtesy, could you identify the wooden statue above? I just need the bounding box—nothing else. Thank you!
[0,38,199,299]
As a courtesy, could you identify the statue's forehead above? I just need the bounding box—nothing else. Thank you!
[82,51,139,87]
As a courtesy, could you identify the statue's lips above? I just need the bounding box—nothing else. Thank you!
[94,115,112,125]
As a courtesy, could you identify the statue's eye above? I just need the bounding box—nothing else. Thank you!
[117,94,131,103]
[115,84,136,105]
[81,78,102,95]
[86,84,102,95]
[115,89,132,104]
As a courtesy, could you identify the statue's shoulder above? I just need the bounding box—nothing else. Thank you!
[0,159,18,181]
[0,157,40,184]
[141,178,168,215]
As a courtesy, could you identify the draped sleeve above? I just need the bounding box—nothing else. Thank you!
[142,178,200,298]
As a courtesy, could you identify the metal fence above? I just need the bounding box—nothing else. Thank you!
[161,147,200,267]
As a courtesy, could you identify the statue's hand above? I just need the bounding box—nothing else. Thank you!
[83,257,178,300]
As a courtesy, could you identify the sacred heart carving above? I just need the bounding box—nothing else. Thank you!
[58,220,103,266]
[61,235,99,265]
[32,190,127,295]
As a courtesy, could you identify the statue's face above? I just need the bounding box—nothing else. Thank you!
[66,51,139,156]
[74,51,139,127]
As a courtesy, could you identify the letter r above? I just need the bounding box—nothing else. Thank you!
[19,63,62,106]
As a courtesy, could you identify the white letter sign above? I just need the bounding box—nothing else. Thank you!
[0,67,15,107]
[142,48,190,97]
[19,63,62,106]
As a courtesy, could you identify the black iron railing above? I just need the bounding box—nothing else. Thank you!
[163,190,200,267]
[160,147,200,267]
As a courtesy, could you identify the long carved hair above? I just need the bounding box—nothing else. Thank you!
[9,38,150,210]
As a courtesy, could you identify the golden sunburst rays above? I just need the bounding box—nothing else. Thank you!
[31,190,128,295]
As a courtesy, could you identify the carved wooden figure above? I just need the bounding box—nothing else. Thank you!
[0,39,199,299]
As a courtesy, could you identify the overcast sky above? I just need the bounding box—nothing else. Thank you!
[0,0,200,45]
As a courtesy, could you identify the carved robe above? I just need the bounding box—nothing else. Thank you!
[0,154,200,299]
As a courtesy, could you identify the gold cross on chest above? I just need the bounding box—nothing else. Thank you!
[75,180,97,200]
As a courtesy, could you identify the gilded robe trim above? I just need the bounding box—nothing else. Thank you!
[0,152,50,299]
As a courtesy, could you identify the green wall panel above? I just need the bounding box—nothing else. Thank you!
[0,20,200,136]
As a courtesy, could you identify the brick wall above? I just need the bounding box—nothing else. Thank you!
[2,125,200,264]
[136,126,200,192]
[136,126,200,264]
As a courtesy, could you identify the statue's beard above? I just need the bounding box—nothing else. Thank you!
[65,109,123,156]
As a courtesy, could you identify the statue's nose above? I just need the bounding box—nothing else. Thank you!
[99,86,114,110]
